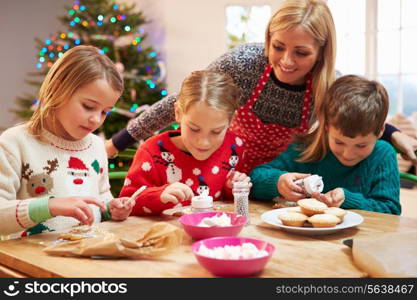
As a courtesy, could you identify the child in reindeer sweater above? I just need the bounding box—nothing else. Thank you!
[0,46,133,238]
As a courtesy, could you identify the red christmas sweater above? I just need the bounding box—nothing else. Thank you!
[119,130,245,215]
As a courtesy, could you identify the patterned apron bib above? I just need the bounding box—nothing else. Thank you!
[229,63,312,174]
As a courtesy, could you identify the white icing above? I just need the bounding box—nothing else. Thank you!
[197,213,232,227]
[197,242,268,259]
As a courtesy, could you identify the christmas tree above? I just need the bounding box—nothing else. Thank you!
[13,0,167,140]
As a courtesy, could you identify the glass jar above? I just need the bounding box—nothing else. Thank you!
[191,195,213,213]
[232,181,251,225]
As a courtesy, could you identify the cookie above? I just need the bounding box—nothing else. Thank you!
[287,206,303,213]
[297,198,328,216]
[278,212,308,227]
[58,233,85,241]
[324,207,347,223]
[308,214,340,228]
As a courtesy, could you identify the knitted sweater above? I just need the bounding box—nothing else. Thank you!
[0,124,113,237]
[250,141,401,215]
[119,130,245,215]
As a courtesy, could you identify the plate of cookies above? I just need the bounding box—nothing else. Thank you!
[261,198,364,236]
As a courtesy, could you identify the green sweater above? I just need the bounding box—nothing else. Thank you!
[250,140,401,215]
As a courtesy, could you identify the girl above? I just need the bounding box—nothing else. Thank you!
[119,70,250,215]
[0,45,134,237]
[106,0,417,171]
[250,75,401,215]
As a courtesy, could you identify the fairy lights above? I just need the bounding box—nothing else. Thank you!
[34,0,166,117]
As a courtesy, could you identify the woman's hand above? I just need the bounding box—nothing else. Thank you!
[48,197,106,226]
[391,131,417,164]
[109,197,134,221]
[277,172,311,201]
[160,182,194,205]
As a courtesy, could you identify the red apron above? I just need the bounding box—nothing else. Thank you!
[230,63,312,174]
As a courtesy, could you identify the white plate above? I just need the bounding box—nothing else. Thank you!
[260,208,364,236]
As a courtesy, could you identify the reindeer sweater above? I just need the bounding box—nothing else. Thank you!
[119,130,245,215]
[0,124,113,237]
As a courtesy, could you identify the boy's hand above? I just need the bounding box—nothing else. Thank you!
[225,171,251,189]
[161,182,194,204]
[49,197,106,226]
[311,188,344,207]
[109,197,134,221]
[277,172,311,201]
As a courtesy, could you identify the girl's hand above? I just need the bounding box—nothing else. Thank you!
[311,188,344,207]
[277,173,311,201]
[48,197,106,226]
[109,197,134,221]
[225,171,251,189]
[391,131,417,164]
[160,182,194,205]
[105,139,118,158]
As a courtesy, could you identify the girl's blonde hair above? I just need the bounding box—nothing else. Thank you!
[176,70,240,120]
[265,0,336,121]
[29,45,124,139]
[298,75,389,162]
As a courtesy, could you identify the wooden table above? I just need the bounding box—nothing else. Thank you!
[1,201,416,278]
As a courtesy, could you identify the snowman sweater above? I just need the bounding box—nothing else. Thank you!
[0,124,113,237]
[119,130,245,215]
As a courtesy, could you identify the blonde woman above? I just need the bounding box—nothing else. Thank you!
[107,0,417,170]
[0,45,133,237]
[120,70,250,215]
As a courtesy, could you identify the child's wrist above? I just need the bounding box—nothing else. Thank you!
[29,196,54,223]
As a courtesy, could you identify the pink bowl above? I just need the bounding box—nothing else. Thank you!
[192,237,275,277]
[179,212,246,240]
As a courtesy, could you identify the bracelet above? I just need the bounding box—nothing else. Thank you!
[102,201,112,221]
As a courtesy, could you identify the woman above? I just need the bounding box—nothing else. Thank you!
[107,0,417,172]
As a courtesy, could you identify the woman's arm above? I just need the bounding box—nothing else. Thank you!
[382,123,417,163]
[109,93,178,153]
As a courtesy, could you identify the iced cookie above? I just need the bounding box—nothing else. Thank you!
[308,214,340,228]
[287,206,303,213]
[324,207,347,223]
[278,212,308,227]
[297,198,328,216]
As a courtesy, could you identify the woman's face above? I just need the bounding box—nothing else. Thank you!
[268,25,320,85]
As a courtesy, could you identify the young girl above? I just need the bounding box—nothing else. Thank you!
[0,45,133,237]
[250,75,401,215]
[119,70,250,215]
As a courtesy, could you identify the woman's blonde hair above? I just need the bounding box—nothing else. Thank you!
[265,0,336,121]
[176,70,240,120]
[28,45,124,139]
[297,75,389,162]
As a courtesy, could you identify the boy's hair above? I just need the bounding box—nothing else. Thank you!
[298,75,389,162]
[176,70,241,120]
[29,45,124,139]
[264,0,336,122]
